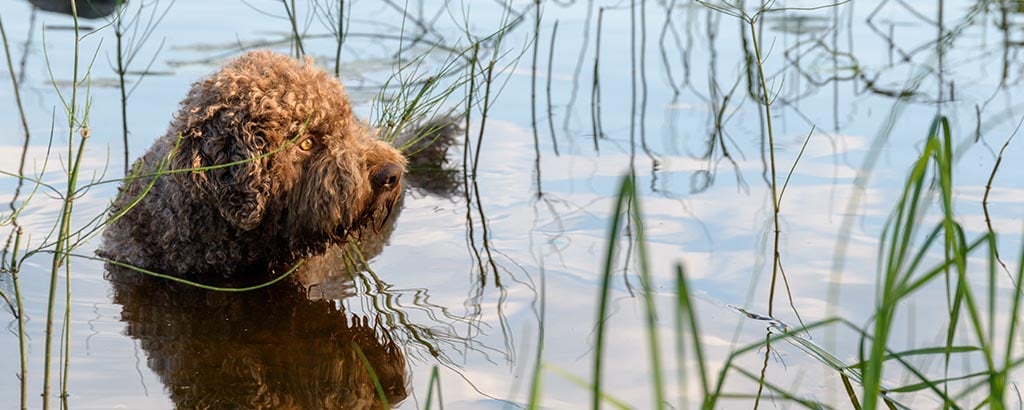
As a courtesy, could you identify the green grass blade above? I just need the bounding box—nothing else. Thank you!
[676,264,709,397]
[547,365,631,410]
[592,173,634,410]
[352,341,390,409]
[424,365,444,410]
[628,174,666,409]
[887,371,991,394]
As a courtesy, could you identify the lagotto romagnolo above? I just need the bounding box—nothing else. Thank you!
[101,50,410,276]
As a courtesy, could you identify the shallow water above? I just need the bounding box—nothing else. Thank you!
[2,0,1024,408]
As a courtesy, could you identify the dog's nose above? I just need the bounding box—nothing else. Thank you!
[371,163,403,191]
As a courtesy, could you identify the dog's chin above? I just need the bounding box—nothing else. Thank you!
[331,189,402,242]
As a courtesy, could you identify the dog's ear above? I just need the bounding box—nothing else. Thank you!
[170,103,271,231]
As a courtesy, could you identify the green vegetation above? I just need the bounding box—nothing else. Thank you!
[562,115,1021,409]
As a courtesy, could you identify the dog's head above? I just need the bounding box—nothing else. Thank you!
[169,50,406,251]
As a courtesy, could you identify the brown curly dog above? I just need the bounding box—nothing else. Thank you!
[101,50,410,276]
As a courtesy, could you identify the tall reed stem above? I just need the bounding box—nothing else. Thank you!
[115,15,128,175]
[43,1,86,408]
[0,13,31,175]
[12,227,27,410]
[748,18,781,316]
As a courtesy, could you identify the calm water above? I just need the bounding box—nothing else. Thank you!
[2,0,1024,408]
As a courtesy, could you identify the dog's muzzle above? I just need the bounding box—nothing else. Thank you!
[371,163,403,193]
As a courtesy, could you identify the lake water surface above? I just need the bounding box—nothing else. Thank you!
[2,0,1024,408]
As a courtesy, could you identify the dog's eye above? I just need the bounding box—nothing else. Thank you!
[298,138,315,151]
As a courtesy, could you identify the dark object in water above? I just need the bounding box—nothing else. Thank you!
[28,0,124,19]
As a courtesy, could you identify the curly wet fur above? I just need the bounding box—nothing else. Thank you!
[101,50,408,276]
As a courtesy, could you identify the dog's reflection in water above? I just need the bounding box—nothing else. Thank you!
[108,260,408,410]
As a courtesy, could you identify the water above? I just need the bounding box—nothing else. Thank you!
[2,0,1024,408]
